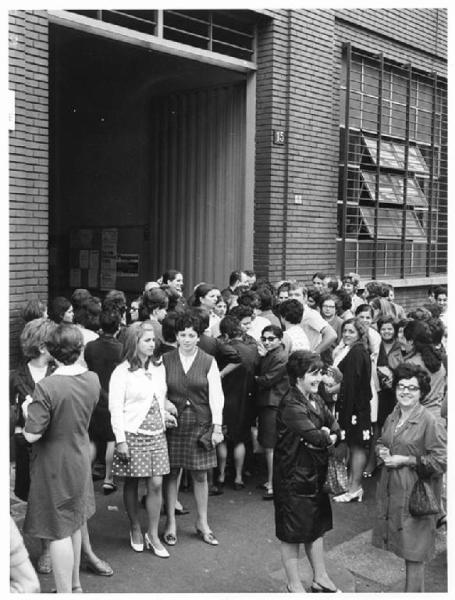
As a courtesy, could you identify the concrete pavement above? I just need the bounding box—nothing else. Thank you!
[10,462,447,594]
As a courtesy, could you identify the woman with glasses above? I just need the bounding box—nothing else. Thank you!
[372,362,446,592]
[254,325,289,500]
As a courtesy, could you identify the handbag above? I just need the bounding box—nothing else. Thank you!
[197,424,214,450]
[408,476,440,517]
[323,455,348,495]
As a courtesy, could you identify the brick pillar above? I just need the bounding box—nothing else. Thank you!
[254,9,338,284]
[9,10,49,367]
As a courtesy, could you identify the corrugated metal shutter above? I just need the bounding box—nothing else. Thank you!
[149,83,247,293]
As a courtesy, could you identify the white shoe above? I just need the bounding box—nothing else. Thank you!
[144,533,170,558]
[130,531,144,552]
[333,488,363,503]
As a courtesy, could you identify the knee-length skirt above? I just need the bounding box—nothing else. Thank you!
[113,431,170,478]
[166,405,217,471]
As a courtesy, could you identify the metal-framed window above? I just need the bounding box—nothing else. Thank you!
[338,44,447,279]
[68,9,257,62]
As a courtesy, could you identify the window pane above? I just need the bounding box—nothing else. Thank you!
[362,96,378,131]
[391,72,407,103]
[364,64,379,95]
[391,103,406,138]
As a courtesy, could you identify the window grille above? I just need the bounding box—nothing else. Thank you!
[68,10,256,62]
[338,44,447,279]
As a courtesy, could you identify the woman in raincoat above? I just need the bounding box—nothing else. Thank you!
[372,362,446,593]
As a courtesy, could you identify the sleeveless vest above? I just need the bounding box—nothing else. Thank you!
[163,348,213,425]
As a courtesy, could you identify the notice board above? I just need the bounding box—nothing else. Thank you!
[69,226,146,293]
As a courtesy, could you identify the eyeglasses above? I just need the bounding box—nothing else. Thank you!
[396,383,420,393]
[261,336,277,342]
[322,304,336,309]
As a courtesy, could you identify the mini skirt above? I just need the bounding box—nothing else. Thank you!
[113,430,170,478]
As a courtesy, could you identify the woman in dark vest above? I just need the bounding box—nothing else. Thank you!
[162,312,225,547]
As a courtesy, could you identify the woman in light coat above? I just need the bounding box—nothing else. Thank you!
[372,362,446,592]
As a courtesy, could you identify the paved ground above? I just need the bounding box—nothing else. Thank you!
[10,460,447,594]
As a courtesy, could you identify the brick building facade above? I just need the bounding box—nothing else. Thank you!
[9,8,447,366]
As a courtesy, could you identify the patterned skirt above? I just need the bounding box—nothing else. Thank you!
[166,405,217,471]
[112,430,170,478]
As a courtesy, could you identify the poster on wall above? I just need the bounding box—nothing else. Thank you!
[100,256,117,291]
[89,250,100,270]
[101,228,118,257]
[117,253,140,278]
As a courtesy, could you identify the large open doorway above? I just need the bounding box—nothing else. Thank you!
[49,23,254,300]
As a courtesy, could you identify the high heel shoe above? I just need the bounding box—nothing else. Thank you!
[196,528,219,546]
[333,487,363,503]
[311,581,341,593]
[130,531,144,552]
[144,533,170,558]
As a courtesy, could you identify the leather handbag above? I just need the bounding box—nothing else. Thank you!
[408,477,440,517]
[323,455,348,496]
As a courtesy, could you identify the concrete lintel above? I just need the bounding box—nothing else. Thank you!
[47,10,257,74]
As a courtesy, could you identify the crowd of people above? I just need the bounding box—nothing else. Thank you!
[10,269,447,593]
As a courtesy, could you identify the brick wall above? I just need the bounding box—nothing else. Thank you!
[255,8,447,292]
[9,10,49,367]
[255,10,339,284]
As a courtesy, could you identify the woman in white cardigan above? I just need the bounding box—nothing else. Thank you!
[109,322,177,558]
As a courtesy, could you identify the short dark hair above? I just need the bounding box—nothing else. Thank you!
[71,288,92,309]
[219,315,243,339]
[312,272,327,281]
[162,312,178,344]
[100,309,121,334]
[433,285,447,299]
[74,297,101,331]
[229,305,254,320]
[376,315,398,335]
[174,311,201,335]
[142,288,169,316]
[355,303,374,317]
[392,362,431,401]
[261,324,283,339]
[190,307,210,334]
[229,270,243,287]
[279,299,303,324]
[237,290,260,309]
[46,323,84,365]
[255,286,274,311]
[334,289,352,313]
[287,350,324,386]
[162,270,182,285]
[49,296,72,324]
[192,283,217,307]
[306,286,322,307]
[103,290,127,314]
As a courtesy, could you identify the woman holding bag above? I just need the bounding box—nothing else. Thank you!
[372,362,446,592]
[162,312,224,547]
[273,351,341,593]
